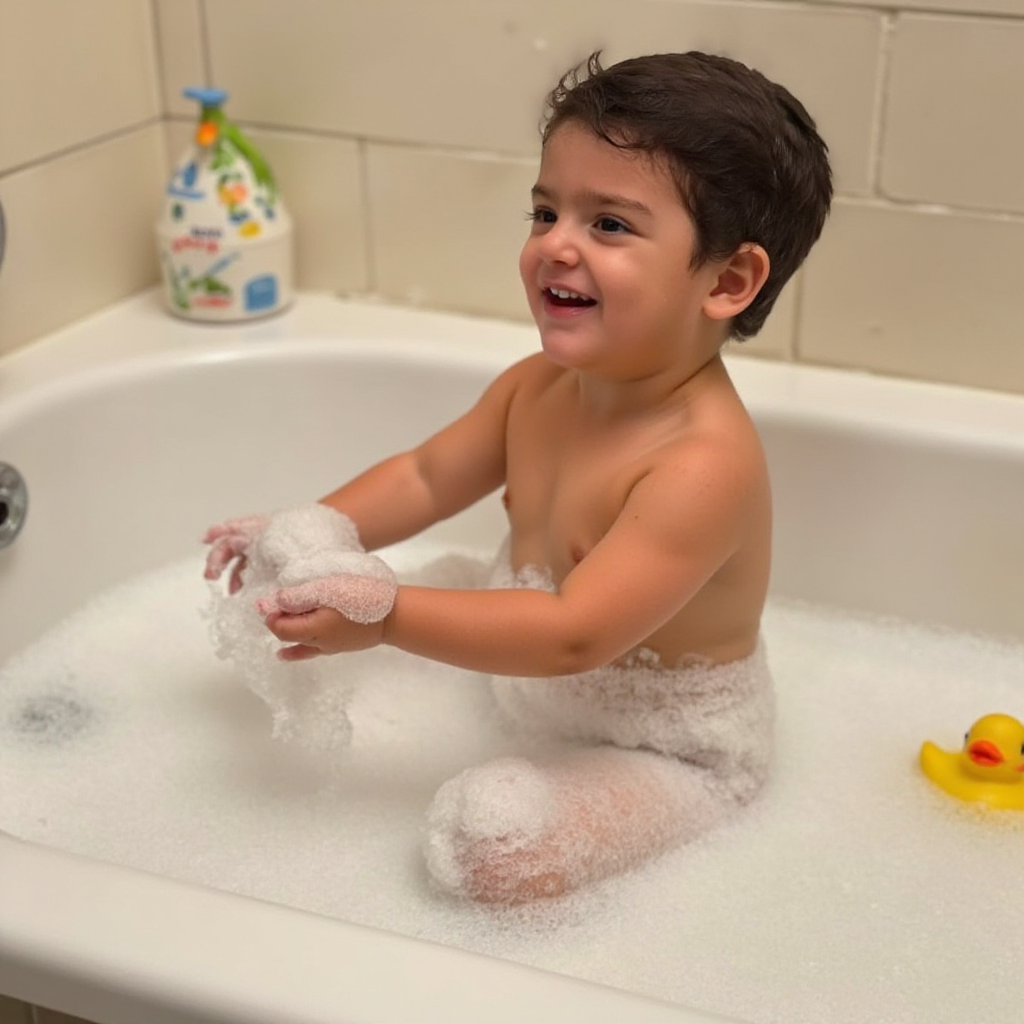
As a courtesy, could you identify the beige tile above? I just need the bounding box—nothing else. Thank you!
[204,0,881,193]
[366,144,536,320]
[0,994,30,1024]
[163,119,195,175]
[0,126,165,356]
[153,0,207,116]
[726,277,797,362]
[798,201,1024,395]
[882,15,1024,214]
[0,0,160,172]
[248,129,369,294]
[798,0,1022,16]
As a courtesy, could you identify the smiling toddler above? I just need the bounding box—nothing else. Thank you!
[205,51,832,902]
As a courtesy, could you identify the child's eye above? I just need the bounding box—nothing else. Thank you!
[526,208,556,224]
[596,216,629,234]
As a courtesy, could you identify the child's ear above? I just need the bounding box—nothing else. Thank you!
[703,244,771,322]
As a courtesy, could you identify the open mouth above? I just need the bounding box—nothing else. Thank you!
[967,739,1004,767]
[544,287,597,309]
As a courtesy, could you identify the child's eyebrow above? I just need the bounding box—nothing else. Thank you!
[531,184,653,216]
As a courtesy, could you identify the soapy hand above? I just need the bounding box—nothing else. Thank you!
[258,568,397,661]
[202,514,270,593]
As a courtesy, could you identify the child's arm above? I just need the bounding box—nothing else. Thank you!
[265,432,761,675]
[205,357,528,584]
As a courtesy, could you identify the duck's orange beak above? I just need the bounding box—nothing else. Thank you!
[967,739,1004,767]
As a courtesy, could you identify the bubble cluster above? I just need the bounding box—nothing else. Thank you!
[206,504,399,754]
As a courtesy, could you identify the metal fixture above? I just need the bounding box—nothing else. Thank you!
[0,463,28,549]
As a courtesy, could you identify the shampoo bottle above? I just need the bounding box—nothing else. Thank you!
[157,87,293,322]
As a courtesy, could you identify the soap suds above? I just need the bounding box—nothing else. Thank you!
[0,543,1022,1024]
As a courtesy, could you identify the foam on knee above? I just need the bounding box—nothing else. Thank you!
[424,757,557,897]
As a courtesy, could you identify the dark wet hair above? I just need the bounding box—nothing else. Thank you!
[542,52,833,340]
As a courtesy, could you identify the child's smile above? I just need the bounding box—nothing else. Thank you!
[543,286,598,315]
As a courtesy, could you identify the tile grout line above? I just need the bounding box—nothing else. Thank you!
[356,139,379,296]
[0,119,164,182]
[197,0,214,87]
[867,11,898,198]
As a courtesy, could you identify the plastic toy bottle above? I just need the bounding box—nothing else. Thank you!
[156,87,293,322]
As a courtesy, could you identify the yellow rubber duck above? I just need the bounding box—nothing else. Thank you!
[920,713,1024,810]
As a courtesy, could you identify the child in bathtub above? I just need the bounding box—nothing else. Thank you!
[204,51,832,903]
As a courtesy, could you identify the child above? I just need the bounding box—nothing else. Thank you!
[204,51,832,903]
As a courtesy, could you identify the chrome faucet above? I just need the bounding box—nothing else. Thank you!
[0,463,27,550]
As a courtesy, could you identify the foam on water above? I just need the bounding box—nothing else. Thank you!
[1,543,1022,1024]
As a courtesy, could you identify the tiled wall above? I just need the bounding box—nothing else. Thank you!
[1,0,1022,394]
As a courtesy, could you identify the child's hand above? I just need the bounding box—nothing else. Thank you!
[262,606,385,661]
[258,572,397,660]
[202,514,269,593]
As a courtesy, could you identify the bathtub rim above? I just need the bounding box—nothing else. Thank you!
[4,328,1024,463]
[0,831,715,1024]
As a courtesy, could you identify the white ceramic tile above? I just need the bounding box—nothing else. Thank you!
[247,129,368,294]
[0,127,165,357]
[153,0,207,116]
[0,0,160,172]
[366,144,536,321]
[882,15,1024,214]
[798,201,1024,394]
[204,0,881,193]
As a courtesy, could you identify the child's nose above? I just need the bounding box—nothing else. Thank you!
[536,222,580,266]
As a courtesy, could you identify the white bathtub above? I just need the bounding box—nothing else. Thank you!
[1,293,1022,1024]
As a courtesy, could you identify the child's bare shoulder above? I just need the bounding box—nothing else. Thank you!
[492,352,567,404]
[646,373,766,491]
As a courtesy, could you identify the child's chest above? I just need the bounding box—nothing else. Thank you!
[503,405,670,574]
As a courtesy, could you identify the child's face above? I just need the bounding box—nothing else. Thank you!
[519,122,724,378]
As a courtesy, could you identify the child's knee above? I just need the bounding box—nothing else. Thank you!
[424,757,559,901]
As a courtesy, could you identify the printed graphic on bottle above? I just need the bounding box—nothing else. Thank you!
[161,247,239,314]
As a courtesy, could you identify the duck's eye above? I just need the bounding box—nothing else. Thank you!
[964,732,970,745]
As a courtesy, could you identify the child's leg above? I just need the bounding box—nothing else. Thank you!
[424,747,729,904]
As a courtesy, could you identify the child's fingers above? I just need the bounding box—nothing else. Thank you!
[202,514,266,543]
[203,539,235,579]
[305,574,397,623]
[276,643,322,662]
[257,582,322,617]
[228,556,248,594]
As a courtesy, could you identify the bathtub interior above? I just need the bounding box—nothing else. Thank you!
[2,341,1022,662]
[1,335,1023,1024]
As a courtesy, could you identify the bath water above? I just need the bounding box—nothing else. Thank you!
[0,544,1021,1024]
